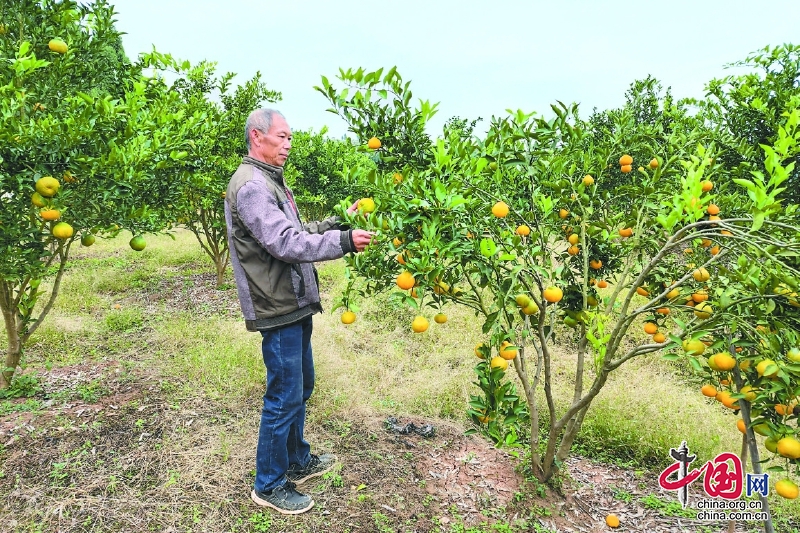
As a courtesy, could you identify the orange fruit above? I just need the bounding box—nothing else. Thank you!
[392,172,403,184]
[775,479,799,500]
[643,322,658,335]
[558,208,569,219]
[693,301,713,319]
[652,332,666,343]
[489,356,509,371]
[710,352,735,371]
[665,288,680,300]
[474,342,489,359]
[499,341,518,360]
[491,201,510,218]
[80,234,95,247]
[48,38,68,54]
[707,204,720,215]
[31,192,47,207]
[433,313,447,324]
[357,197,376,214]
[582,174,594,186]
[739,385,757,402]
[710,245,720,255]
[701,180,713,192]
[35,176,60,197]
[636,287,649,297]
[648,158,659,169]
[568,233,580,245]
[618,227,633,238]
[692,267,710,282]
[756,359,778,378]
[720,229,733,236]
[776,437,800,459]
[737,419,747,434]
[605,514,620,528]
[396,271,415,290]
[392,237,403,247]
[692,290,709,303]
[411,316,429,333]
[700,238,712,248]
[715,390,738,409]
[775,404,792,416]
[367,137,381,149]
[433,279,450,295]
[543,286,563,303]
[129,235,147,251]
[597,280,608,289]
[521,301,539,316]
[683,339,706,355]
[567,245,580,256]
[396,253,406,265]
[701,384,718,397]
[515,224,531,236]
[40,209,61,221]
[765,437,779,453]
[51,222,73,239]
[589,259,603,270]
[753,423,770,436]
[620,164,632,173]
[341,310,356,324]
[655,307,670,315]
[618,154,633,166]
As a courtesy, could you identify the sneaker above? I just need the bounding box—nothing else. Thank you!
[287,453,337,485]
[250,482,314,515]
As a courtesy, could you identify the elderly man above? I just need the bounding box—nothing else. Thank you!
[225,108,372,514]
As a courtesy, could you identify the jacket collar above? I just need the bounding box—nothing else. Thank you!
[242,156,284,182]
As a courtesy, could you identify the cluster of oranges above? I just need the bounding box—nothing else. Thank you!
[617,154,658,174]
[695,336,800,499]
[473,340,518,373]
[33,176,74,240]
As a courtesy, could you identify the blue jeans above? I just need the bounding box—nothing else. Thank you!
[254,316,314,492]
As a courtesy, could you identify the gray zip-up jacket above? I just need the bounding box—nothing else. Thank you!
[225,156,356,331]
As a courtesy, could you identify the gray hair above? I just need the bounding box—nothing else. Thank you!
[244,108,285,150]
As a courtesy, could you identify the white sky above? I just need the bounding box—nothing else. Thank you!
[110,0,800,139]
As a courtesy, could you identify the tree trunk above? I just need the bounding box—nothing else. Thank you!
[0,282,22,390]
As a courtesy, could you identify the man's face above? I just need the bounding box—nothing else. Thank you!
[252,114,292,167]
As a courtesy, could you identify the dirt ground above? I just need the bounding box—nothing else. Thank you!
[0,358,777,533]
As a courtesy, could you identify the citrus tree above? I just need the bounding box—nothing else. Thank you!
[284,128,376,222]
[0,1,200,389]
[317,65,800,496]
[169,62,280,287]
[699,43,800,204]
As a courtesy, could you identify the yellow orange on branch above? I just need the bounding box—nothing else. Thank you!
[491,201,510,218]
[411,316,429,333]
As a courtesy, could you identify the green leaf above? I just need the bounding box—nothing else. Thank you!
[479,238,497,257]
